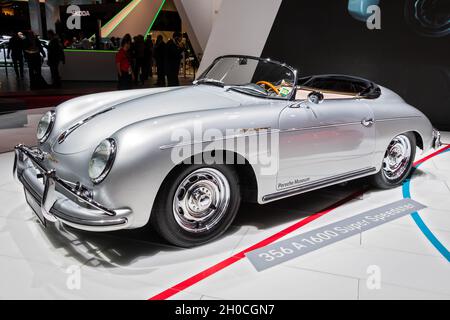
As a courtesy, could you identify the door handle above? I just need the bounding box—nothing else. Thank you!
[361,118,374,127]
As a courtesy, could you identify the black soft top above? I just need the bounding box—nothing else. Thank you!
[297,74,381,99]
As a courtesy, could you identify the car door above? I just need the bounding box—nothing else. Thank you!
[276,97,375,193]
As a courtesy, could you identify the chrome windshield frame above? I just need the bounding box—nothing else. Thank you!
[196,55,299,101]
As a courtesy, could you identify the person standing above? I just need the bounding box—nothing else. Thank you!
[165,32,184,87]
[143,35,153,82]
[47,30,65,88]
[80,32,92,49]
[154,35,166,86]
[23,30,47,89]
[133,35,145,85]
[116,37,133,90]
[7,31,24,79]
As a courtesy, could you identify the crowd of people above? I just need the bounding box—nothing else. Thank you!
[3,29,188,91]
[115,31,185,90]
[6,30,65,89]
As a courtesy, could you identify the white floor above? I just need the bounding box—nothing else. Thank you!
[0,134,449,300]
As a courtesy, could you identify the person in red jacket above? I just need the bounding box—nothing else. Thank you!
[116,36,133,90]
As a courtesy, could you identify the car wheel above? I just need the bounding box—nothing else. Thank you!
[150,165,241,247]
[371,132,416,189]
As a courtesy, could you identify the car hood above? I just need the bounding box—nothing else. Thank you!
[51,85,256,154]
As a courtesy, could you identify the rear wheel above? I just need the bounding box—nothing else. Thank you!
[371,132,416,188]
[150,165,240,247]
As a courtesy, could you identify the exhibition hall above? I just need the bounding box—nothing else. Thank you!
[0,0,449,304]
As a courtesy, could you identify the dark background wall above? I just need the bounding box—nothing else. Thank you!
[261,0,450,130]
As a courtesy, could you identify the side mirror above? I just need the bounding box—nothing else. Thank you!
[239,57,248,65]
[307,91,324,104]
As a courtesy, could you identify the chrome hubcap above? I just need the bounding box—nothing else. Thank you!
[382,134,412,181]
[173,168,230,233]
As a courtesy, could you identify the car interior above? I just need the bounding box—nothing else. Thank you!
[295,74,382,100]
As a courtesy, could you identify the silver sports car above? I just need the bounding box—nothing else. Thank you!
[13,55,441,247]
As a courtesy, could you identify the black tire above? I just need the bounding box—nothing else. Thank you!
[371,132,416,189]
[150,164,241,247]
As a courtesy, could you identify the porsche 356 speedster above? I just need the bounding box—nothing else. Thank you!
[13,55,441,247]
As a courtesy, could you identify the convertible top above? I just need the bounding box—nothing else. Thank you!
[297,74,381,99]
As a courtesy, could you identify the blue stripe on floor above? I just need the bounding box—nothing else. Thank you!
[402,149,450,262]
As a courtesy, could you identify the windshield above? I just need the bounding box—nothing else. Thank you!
[197,56,297,100]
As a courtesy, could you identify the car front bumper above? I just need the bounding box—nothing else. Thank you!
[432,128,442,150]
[13,144,132,231]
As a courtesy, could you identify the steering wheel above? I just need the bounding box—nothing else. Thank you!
[256,81,280,95]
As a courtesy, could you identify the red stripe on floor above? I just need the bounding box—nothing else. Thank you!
[413,144,450,166]
[149,144,449,300]
[149,188,366,300]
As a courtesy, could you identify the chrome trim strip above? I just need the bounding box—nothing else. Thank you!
[52,208,128,227]
[263,167,376,202]
[279,116,422,133]
[375,116,421,122]
[159,121,370,150]
[279,122,362,133]
[57,107,115,144]
[159,129,280,150]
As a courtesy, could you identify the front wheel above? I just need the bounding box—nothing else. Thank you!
[371,132,416,189]
[150,165,241,247]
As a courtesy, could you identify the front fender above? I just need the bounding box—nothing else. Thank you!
[93,104,283,228]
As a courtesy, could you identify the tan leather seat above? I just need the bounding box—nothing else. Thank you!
[295,87,357,100]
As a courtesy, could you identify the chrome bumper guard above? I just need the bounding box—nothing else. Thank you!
[432,128,442,149]
[13,144,132,231]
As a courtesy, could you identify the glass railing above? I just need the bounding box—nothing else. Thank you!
[0,107,52,154]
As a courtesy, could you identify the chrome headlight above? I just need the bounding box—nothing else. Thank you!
[36,110,55,143]
[88,138,117,184]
